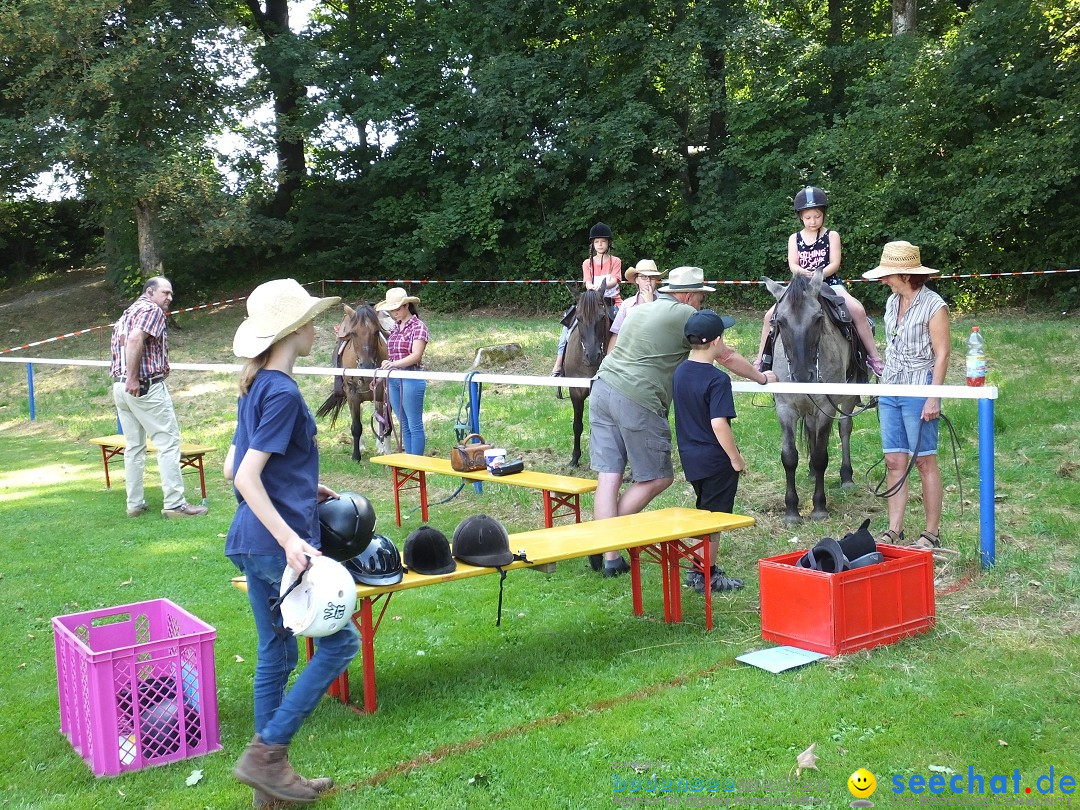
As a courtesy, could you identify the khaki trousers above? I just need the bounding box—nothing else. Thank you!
[112,381,186,511]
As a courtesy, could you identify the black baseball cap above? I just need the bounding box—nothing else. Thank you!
[685,309,736,345]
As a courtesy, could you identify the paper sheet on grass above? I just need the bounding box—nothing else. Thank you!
[737,645,827,673]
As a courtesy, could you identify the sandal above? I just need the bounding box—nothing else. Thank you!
[879,529,904,545]
[909,531,960,558]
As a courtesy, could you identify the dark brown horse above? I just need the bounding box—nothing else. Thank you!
[563,283,612,466]
[316,304,390,461]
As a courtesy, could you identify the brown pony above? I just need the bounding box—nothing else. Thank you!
[563,283,612,466]
[316,304,391,461]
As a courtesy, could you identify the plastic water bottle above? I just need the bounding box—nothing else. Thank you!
[965,326,986,387]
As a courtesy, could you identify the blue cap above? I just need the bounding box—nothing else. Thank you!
[684,310,735,345]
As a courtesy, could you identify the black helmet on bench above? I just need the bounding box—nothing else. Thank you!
[345,533,404,586]
[404,525,456,575]
[318,492,377,561]
[452,514,514,567]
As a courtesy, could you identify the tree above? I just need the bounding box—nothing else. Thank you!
[0,0,246,278]
[241,0,312,217]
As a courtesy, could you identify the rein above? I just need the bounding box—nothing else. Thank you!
[369,369,401,451]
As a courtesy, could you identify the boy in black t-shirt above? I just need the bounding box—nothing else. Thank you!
[672,309,747,593]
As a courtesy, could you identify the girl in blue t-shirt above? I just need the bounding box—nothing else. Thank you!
[224,278,359,806]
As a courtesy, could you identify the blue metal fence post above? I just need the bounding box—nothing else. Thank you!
[978,397,996,569]
[469,378,482,494]
[26,363,36,421]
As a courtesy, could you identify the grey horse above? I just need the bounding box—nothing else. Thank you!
[764,270,859,526]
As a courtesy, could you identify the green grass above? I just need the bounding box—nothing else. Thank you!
[0,289,1078,809]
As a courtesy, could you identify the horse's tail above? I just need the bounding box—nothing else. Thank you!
[315,390,347,429]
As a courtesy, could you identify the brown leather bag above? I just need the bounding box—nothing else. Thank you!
[451,433,492,472]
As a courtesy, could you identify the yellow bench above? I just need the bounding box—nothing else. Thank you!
[89,434,215,502]
[370,453,598,528]
[232,506,755,713]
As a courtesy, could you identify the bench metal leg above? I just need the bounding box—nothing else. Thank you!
[628,547,643,616]
[178,452,208,502]
[542,490,583,528]
[358,596,377,714]
[389,466,428,526]
[99,445,118,489]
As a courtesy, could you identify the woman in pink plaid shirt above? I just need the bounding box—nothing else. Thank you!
[376,287,430,454]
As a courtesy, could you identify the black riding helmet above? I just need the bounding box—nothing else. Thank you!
[793,186,829,213]
[317,491,377,561]
[588,221,613,242]
[452,514,514,567]
[404,525,456,575]
[345,533,404,586]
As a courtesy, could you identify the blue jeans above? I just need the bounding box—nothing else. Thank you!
[389,377,427,455]
[879,393,939,458]
[228,553,359,746]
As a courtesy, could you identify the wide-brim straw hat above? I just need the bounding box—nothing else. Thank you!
[862,241,937,280]
[658,266,715,293]
[233,279,340,358]
[374,287,421,312]
[625,259,664,283]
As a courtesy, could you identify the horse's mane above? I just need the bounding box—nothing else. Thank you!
[345,303,387,337]
[785,272,813,299]
[576,288,609,325]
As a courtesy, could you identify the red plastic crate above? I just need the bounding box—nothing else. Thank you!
[758,544,935,655]
[52,599,221,777]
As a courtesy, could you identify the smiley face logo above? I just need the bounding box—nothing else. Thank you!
[848,768,877,799]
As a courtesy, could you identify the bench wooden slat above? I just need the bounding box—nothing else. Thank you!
[90,434,215,456]
[370,453,597,494]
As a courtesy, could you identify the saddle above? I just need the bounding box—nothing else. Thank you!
[760,286,869,384]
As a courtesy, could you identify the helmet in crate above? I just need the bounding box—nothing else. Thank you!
[317,492,376,561]
[344,533,404,586]
[404,525,456,575]
[278,555,357,637]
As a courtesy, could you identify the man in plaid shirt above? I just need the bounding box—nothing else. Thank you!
[110,277,208,518]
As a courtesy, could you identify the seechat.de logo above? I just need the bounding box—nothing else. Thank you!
[848,768,877,807]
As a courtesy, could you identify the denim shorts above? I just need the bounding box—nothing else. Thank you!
[589,379,673,482]
[879,379,939,457]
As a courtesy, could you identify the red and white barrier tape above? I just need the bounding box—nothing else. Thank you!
[4,269,1075,355]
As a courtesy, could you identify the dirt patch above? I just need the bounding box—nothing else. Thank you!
[0,267,122,348]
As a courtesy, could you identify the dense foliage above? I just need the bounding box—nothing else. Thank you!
[1,0,1077,309]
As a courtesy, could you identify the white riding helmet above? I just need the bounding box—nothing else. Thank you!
[278,555,357,637]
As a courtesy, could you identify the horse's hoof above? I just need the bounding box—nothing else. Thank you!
[783,515,802,528]
[810,511,829,522]
[840,481,855,493]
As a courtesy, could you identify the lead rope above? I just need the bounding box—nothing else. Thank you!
[493,549,533,627]
[866,411,964,515]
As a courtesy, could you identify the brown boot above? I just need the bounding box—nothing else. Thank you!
[233,735,318,804]
[253,777,334,808]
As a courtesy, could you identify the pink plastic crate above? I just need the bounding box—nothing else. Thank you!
[52,598,221,777]
[758,544,935,655]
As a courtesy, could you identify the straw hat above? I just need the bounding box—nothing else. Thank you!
[374,287,421,312]
[862,241,937,280]
[233,279,340,358]
[625,259,664,283]
[658,266,715,293]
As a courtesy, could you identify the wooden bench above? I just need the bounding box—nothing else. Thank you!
[231,506,754,713]
[89,434,215,502]
[370,453,598,528]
